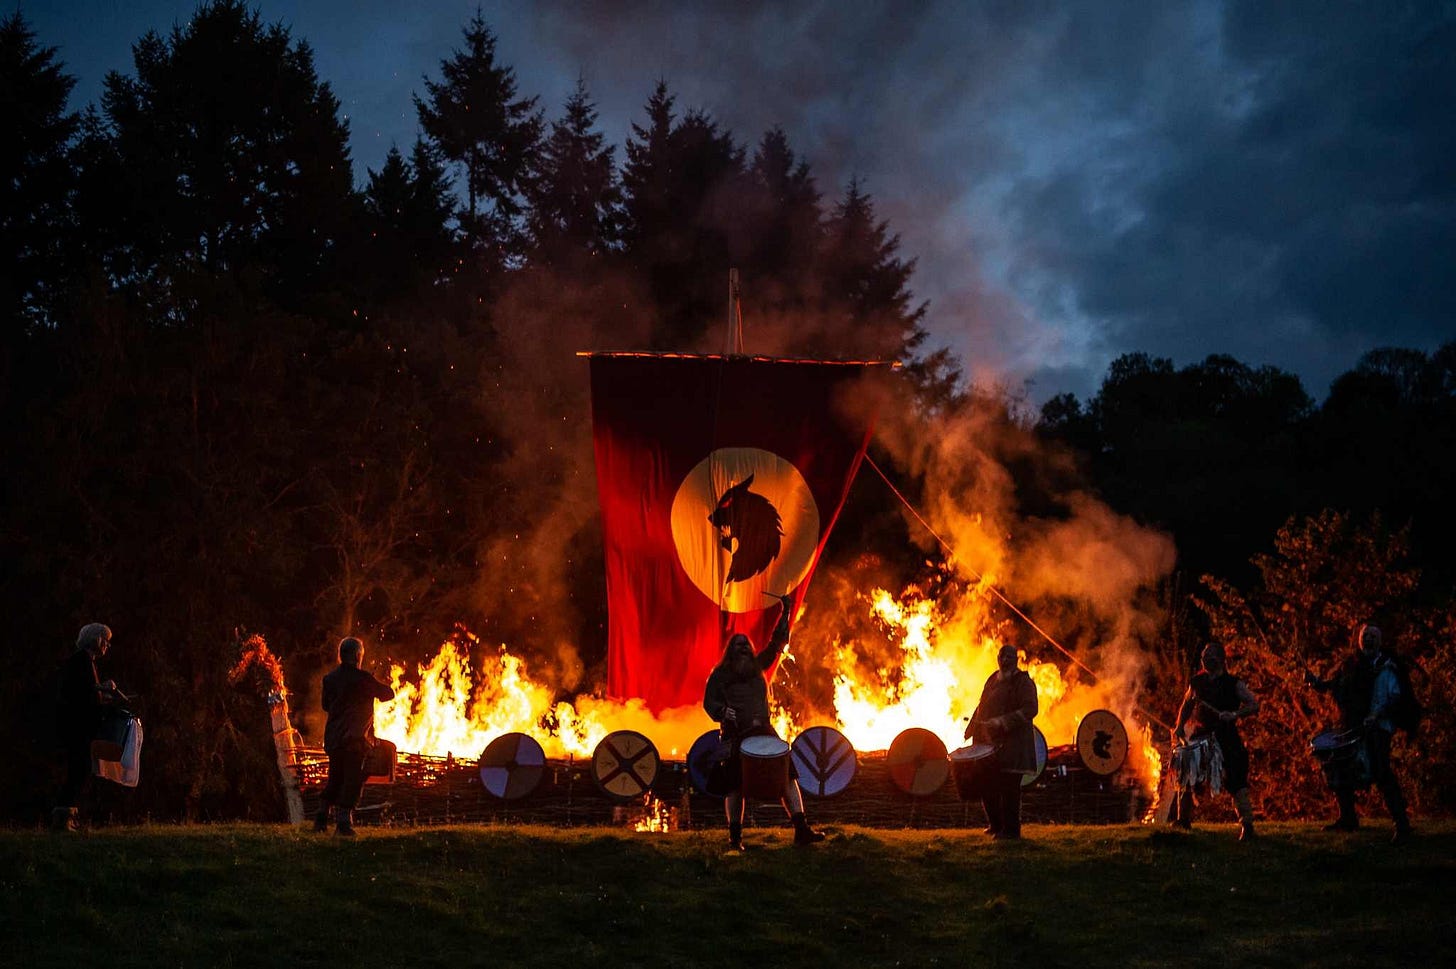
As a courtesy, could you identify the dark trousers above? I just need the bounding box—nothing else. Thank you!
[1335,729,1409,828]
[321,741,368,811]
[57,734,92,809]
[982,771,1024,836]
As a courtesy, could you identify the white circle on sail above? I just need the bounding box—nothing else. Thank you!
[670,447,821,613]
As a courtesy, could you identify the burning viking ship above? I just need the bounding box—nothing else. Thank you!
[259,293,1163,829]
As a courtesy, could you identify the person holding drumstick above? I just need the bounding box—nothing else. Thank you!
[1171,643,1260,840]
[1306,624,1413,843]
[703,594,825,851]
[966,643,1040,840]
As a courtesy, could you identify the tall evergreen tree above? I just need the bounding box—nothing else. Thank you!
[360,140,458,304]
[523,77,621,267]
[99,0,356,314]
[0,13,79,335]
[743,126,821,304]
[416,11,542,270]
[621,82,745,347]
[820,178,926,360]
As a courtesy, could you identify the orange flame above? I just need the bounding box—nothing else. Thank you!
[371,629,713,760]
[360,588,1159,799]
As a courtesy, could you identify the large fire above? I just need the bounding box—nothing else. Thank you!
[367,587,1161,795]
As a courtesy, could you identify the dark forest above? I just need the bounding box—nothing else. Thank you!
[3,3,1453,824]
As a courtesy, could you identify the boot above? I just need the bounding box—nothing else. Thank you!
[791,812,825,846]
[1392,812,1413,846]
[336,810,356,837]
[1234,790,1257,841]
[49,807,79,833]
[727,821,746,852]
[1324,790,1359,831]
[313,806,330,833]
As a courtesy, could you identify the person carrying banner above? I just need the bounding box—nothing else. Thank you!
[1170,643,1260,840]
[316,636,394,836]
[703,596,825,850]
[1306,623,1414,843]
[966,644,1040,840]
[52,622,119,831]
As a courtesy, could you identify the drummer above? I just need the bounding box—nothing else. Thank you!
[1170,643,1260,840]
[1306,624,1413,842]
[966,643,1040,840]
[703,595,824,850]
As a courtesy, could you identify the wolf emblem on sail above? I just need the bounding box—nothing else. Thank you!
[708,473,783,583]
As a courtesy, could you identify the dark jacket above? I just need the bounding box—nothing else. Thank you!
[321,664,395,752]
[703,613,790,734]
[1311,654,1377,730]
[57,648,104,741]
[970,669,1039,772]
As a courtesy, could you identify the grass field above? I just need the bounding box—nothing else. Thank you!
[2,821,1453,968]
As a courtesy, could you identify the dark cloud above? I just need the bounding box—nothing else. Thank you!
[22,0,1456,400]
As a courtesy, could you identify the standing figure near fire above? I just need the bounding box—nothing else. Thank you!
[316,636,394,836]
[52,622,119,831]
[966,644,1039,840]
[1306,623,1413,843]
[703,595,825,850]
[1170,643,1260,840]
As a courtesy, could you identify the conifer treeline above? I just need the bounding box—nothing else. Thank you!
[3,4,1453,821]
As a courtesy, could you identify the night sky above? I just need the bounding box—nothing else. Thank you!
[19,0,1456,401]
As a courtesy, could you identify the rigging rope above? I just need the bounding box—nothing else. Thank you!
[864,453,1173,732]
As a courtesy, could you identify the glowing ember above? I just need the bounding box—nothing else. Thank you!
[631,796,677,832]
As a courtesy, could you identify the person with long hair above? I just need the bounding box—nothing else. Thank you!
[703,596,824,850]
[1171,643,1260,840]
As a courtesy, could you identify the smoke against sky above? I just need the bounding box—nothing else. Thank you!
[22,0,1455,401]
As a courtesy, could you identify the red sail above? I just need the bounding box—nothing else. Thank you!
[589,354,881,712]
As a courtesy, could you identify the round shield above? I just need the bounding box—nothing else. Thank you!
[1021,725,1049,788]
[886,727,949,796]
[687,729,725,796]
[1076,709,1129,776]
[592,730,661,800]
[791,726,858,797]
[478,732,546,800]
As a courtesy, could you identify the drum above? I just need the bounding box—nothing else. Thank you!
[1309,728,1370,790]
[739,734,791,801]
[363,738,397,784]
[949,743,999,801]
[91,711,133,763]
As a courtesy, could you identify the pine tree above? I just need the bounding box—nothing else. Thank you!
[0,13,80,334]
[361,140,458,303]
[416,11,543,269]
[100,0,356,314]
[744,126,821,305]
[820,178,927,360]
[524,77,622,267]
[621,82,745,347]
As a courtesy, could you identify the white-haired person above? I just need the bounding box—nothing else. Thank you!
[53,622,117,831]
[316,636,395,836]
